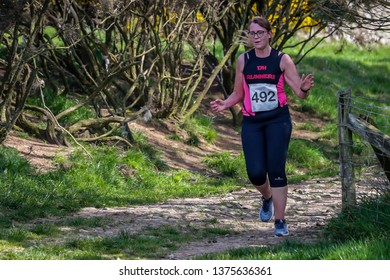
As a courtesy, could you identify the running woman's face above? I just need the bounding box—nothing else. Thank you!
[249,23,270,49]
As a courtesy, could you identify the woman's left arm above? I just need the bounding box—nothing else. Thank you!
[280,54,314,99]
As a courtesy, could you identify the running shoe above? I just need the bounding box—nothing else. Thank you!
[259,196,274,222]
[274,219,289,236]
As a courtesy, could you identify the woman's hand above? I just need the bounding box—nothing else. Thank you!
[300,73,314,92]
[210,99,227,113]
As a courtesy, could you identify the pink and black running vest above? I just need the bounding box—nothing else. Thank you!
[242,48,287,116]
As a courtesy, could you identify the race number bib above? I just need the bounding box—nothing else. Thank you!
[249,83,278,112]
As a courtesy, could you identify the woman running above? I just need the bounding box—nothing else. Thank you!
[211,16,314,236]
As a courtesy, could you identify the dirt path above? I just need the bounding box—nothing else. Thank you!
[24,177,340,259]
[165,177,341,259]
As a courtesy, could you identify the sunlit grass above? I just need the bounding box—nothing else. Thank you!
[196,238,390,260]
[290,42,390,125]
[183,115,218,145]
[203,151,246,180]
[287,139,336,179]
[0,225,236,260]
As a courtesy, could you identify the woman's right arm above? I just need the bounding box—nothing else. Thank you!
[210,54,245,113]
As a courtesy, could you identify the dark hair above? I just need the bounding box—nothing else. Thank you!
[248,16,272,32]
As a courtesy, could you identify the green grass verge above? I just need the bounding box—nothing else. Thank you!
[195,238,390,260]
[0,224,235,260]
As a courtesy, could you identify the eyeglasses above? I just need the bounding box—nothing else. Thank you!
[249,30,267,38]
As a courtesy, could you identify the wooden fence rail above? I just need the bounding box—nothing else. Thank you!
[338,88,390,209]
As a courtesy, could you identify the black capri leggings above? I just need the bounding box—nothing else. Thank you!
[241,105,292,188]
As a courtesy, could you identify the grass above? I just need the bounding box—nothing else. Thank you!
[0,224,236,260]
[27,88,95,126]
[0,40,389,260]
[182,115,218,146]
[203,151,247,179]
[195,238,390,260]
[287,139,337,182]
[290,41,390,124]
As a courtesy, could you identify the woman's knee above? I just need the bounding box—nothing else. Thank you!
[247,170,267,186]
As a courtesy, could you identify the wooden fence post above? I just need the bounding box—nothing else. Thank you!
[338,88,356,209]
